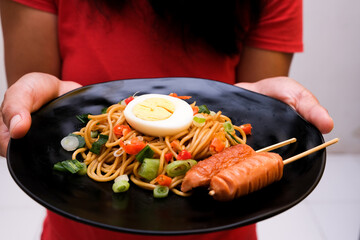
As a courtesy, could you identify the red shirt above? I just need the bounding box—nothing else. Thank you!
[14,0,302,86]
[12,0,303,239]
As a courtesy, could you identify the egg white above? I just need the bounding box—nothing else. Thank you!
[124,94,193,137]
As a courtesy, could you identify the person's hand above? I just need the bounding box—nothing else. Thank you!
[235,77,334,134]
[0,72,82,157]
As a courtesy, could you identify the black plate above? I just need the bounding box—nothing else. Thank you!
[7,78,325,235]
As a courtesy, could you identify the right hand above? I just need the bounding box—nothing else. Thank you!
[0,72,82,157]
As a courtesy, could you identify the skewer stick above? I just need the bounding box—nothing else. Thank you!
[256,138,297,153]
[283,138,339,165]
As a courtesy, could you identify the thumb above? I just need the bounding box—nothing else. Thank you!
[2,73,81,139]
[294,90,334,134]
[236,77,334,134]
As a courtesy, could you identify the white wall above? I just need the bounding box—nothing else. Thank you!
[0,0,359,153]
[290,0,360,153]
[0,22,6,103]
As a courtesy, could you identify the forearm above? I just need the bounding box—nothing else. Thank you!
[236,46,293,83]
[0,0,61,86]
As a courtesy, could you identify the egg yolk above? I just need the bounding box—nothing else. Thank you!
[132,98,175,121]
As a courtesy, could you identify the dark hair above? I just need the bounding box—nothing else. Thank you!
[90,0,262,56]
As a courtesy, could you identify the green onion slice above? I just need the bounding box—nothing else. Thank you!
[112,180,130,193]
[76,113,90,124]
[115,174,129,182]
[54,159,86,175]
[76,163,87,176]
[193,114,206,127]
[166,159,197,177]
[53,162,67,172]
[61,160,79,174]
[226,131,240,144]
[198,105,210,114]
[138,158,160,181]
[101,107,108,114]
[90,131,99,138]
[90,134,109,154]
[136,145,154,163]
[61,135,80,151]
[68,134,85,148]
[153,185,169,198]
[223,121,234,133]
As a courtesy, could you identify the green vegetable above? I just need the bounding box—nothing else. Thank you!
[53,159,87,175]
[165,159,197,177]
[153,185,169,198]
[136,145,154,163]
[112,180,130,193]
[90,131,99,138]
[69,134,85,148]
[76,163,87,176]
[223,121,234,133]
[61,135,79,151]
[53,162,67,172]
[90,134,109,154]
[76,113,90,124]
[101,107,108,114]
[198,105,210,114]
[193,114,206,127]
[138,158,160,181]
[62,160,79,173]
[193,114,206,123]
[115,174,129,182]
[226,131,240,144]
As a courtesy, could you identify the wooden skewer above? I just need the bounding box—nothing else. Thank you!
[283,138,339,165]
[256,138,297,153]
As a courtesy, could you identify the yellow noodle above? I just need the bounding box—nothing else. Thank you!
[68,98,248,198]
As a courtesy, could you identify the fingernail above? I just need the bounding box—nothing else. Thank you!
[9,115,22,133]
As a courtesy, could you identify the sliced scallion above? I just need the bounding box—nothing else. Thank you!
[112,180,130,193]
[76,113,90,124]
[138,158,160,181]
[90,134,109,154]
[115,174,129,182]
[90,131,99,138]
[223,121,234,133]
[153,185,169,198]
[193,114,206,127]
[61,135,80,151]
[198,105,210,114]
[53,159,87,175]
[53,162,67,172]
[101,107,108,114]
[76,162,87,176]
[226,131,240,144]
[135,145,154,163]
[68,134,85,148]
[166,159,197,177]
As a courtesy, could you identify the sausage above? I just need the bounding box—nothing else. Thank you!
[209,152,283,201]
[181,144,255,192]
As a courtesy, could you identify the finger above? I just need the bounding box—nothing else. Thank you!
[0,114,10,157]
[236,78,334,134]
[2,86,34,139]
[58,80,82,96]
[2,73,81,139]
[295,90,334,134]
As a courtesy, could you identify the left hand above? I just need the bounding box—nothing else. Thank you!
[235,77,334,134]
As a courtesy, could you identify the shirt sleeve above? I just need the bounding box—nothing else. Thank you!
[12,0,58,14]
[245,0,303,53]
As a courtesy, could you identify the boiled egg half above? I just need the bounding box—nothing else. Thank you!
[124,94,193,137]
